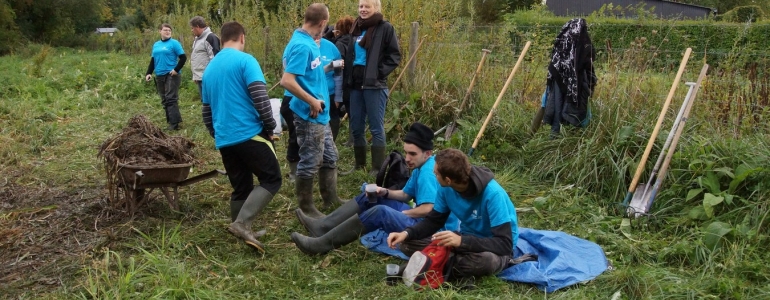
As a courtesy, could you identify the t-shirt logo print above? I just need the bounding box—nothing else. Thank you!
[310,57,321,69]
[471,210,480,220]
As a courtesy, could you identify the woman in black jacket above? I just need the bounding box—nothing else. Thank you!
[342,0,401,176]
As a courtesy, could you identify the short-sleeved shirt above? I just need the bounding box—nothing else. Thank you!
[151,38,185,75]
[433,179,518,248]
[401,156,459,231]
[201,48,267,149]
[353,30,367,66]
[319,38,341,96]
[282,29,330,124]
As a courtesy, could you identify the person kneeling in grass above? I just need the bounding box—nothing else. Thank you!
[387,148,519,282]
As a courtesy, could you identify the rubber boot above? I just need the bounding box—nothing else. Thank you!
[228,187,273,252]
[340,146,367,175]
[319,167,344,210]
[290,215,365,255]
[296,176,325,218]
[229,200,245,222]
[330,118,341,142]
[369,146,386,177]
[296,198,359,237]
[288,161,298,184]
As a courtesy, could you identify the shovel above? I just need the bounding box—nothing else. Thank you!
[641,64,709,215]
[620,48,691,212]
[530,88,548,135]
[444,49,492,140]
[628,82,696,216]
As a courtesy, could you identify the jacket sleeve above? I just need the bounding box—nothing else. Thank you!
[454,222,513,256]
[207,34,221,56]
[404,209,450,241]
[146,57,155,75]
[378,24,401,79]
[174,54,187,73]
[202,103,214,137]
[248,81,276,134]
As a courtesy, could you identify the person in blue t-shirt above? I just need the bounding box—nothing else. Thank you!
[201,21,281,253]
[388,148,519,281]
[280,3,341,219]
[279,36,343,188]
[292,123,459,255]
[145,23,186,131]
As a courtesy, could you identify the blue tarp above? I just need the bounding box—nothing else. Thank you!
[361,227,609,292]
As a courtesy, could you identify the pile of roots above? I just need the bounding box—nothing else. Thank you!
[98,115,196,204]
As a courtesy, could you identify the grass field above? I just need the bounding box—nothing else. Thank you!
[1,43,768,299]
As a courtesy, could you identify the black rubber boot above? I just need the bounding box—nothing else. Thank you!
[291,215,365,255]
[229,200,245,222]
[369,146,386,177]
[340,146,367,175]
[319,167,344,210]
[296,198,359,237]
[296,176,324,218]
[330,118,341,142]
[288,161,298,184]
[228,187,273,252]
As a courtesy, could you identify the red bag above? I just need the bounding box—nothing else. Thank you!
[402,240,453,289]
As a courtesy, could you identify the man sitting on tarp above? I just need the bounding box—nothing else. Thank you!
[543,18,597,137]
[291,122,458,255]
[387,148,519,283]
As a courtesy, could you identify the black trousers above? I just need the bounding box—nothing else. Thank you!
[280,96,300,162]
[154,74,183,126]
[219,135,282,200]
[401,237,511,278]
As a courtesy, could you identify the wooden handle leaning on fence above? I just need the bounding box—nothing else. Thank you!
[444,49,492,140]
[388,35,427,97]
[468,41,531,156]
[626,47,692,194]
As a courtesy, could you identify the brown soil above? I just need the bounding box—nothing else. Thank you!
[0,180,128,297]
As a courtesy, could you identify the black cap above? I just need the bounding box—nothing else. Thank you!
[403,122,434,150]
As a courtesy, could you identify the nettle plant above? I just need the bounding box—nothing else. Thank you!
[685,156,764,250]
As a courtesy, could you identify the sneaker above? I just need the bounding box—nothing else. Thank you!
[401,251,428,287]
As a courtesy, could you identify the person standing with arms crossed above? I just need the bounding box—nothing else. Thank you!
[201,21,281,253]
[189,16,220,97]
[145,23,186,131]
[280,3,342,218]
[341,0,401,176]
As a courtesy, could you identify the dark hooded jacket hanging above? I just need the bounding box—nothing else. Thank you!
[543,18,597,132]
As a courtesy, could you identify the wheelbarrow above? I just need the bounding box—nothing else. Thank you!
[116,163,225,214]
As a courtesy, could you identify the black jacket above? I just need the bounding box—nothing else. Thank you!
[343,21,401,89]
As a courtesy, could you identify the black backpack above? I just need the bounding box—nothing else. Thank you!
[375,150,410,190]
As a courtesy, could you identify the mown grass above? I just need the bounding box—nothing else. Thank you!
[1,32,769,300]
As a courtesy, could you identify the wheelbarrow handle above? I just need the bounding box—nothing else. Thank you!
[178,169,226,187]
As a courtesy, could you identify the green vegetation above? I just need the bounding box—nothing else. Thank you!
[1,2,770,299]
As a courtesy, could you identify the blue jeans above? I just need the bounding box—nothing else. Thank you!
[349,88,388,147]
[294,115,337,178]
[353,193,416,233]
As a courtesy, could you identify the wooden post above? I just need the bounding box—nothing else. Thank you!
[408,22,419,85]
[263,26,270,61]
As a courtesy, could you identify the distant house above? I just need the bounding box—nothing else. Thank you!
[544,0,716,19]
[95,28,119,36]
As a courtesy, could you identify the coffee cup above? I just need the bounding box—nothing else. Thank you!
[386,264,400,286]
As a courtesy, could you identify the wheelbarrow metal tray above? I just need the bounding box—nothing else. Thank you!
[118,163,193,187]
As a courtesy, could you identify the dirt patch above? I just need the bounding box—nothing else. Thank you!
[0,181,129,297]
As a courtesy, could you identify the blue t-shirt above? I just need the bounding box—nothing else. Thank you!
[283,29,330,124]
[433,179,518,249]
[201,48,267,149]
[401,156,460,231]
[353,30,367,66]
[319,38,341,96]
[151,38,185,75]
